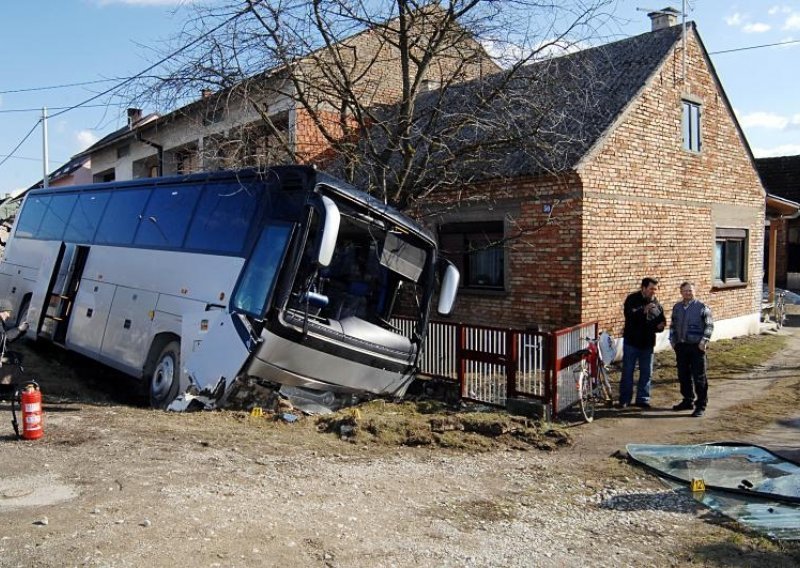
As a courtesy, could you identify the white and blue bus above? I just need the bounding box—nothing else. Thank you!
[0,166,458,408]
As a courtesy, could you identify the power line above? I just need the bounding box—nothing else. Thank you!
[0,154,65,165]
[0,103,117,115]
[0,120,42,170]
[49,6,252,120]
[0,4,254,179]
[710,38,800,55]
[0,78,132,95]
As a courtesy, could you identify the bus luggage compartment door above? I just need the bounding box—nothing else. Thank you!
[66,280,115,355]
[182,310,252,399]
[100,287,159,371]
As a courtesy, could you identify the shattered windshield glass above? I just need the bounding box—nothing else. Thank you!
[627,443,800,540]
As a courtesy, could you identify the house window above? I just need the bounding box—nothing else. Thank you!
[714,228,747,284]
[93,169,115,183]
[117,144,130,159]
[175,151,198,175]
[439,221,505,290]
[682,100,701,152]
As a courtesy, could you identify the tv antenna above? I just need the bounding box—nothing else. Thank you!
[637,1,694,82]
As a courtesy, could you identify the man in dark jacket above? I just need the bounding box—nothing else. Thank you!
[669,281,714,417]
[620,277,666,408]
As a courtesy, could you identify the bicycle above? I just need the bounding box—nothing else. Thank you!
[775,290,787,329]
[574,334,615,423]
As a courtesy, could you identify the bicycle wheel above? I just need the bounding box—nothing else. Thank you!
[577,363,595,423]
[598,365,614,407]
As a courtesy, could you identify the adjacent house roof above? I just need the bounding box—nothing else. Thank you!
[74,112,159,158]
[361,23,686,188]
[756,155,800,203]
[502,23,686,176]
[28,154,91,190]
[765,193,800,220]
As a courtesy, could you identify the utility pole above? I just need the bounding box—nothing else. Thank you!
[42,107,49,188]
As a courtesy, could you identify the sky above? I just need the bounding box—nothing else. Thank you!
[1,0,799,196]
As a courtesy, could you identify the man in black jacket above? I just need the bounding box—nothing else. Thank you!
[620,277,666,408]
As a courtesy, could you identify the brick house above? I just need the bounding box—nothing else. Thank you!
[426,13,766,342]
[756,155,800,289]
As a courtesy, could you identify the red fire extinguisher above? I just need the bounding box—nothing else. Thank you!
[11,381,43,440]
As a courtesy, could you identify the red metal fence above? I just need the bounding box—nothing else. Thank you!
[395,318,599,418]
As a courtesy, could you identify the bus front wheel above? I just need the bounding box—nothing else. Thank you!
[149,341,180,409]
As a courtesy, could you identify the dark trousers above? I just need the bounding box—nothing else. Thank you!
[675,343,708,410]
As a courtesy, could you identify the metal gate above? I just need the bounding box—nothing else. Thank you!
[395,317,598,418]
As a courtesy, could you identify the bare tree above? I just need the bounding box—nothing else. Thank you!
[132,0,618,208]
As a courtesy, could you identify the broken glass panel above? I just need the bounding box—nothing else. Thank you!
[627,443,800,540]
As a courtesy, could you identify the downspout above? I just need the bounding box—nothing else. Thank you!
[135,132,164,177]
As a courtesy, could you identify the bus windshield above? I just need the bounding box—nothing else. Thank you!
[231,222,293,317]
[283,201,432,346]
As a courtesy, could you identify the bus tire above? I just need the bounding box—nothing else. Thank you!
[149,340,181,409]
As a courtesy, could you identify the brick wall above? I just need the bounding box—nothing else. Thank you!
[426,173,584,330]
[293,15,496,165]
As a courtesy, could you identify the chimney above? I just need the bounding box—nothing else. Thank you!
[127,108,143,129]
[648,7,680,31]
[201,89,214,99]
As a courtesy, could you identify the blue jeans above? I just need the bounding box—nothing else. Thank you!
[620,343,654,404]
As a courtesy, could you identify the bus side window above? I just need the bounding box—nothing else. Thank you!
[38,193,79,241]
[134,186,200,248]
[64,192,111,243]
[185,183,259,254]
[94,189,151,246]
[15,195,51,239]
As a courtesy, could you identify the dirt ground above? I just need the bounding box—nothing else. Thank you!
[1,319,800,567]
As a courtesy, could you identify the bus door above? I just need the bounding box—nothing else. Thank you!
[26,242,67,337]
[181,310,253,402]
[41,245,89,344]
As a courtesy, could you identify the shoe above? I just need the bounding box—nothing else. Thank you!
[672,401,693,411]
[615,402,630,409]
[634,401,652,409]
[691,408,705,417]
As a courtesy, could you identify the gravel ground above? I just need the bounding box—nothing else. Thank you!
[0,439,718,568]
[1,327,800,567]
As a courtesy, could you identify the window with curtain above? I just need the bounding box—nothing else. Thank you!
[714,228,747,284]
[439,221,505,290]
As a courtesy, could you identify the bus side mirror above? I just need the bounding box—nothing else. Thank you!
[317,196,340,268]
[437,262,459,316]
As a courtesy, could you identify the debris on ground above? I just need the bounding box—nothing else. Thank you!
[316,400,571,450]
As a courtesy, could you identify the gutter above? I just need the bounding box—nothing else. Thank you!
[766,193,800,221]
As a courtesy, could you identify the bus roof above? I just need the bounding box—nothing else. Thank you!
[26,166,436,247]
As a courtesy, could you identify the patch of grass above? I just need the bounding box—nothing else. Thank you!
[693,532,800,567]
[654,334,787,383]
